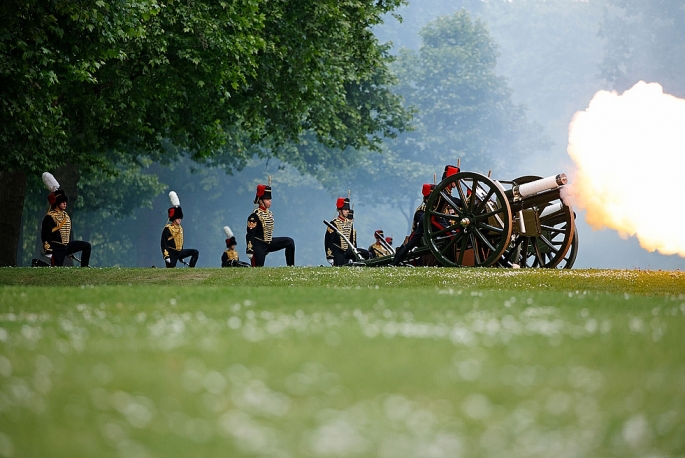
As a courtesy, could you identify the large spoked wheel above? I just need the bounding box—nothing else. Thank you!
[423,172,513,267]
[556,226,578,269]
[501,176,575,268]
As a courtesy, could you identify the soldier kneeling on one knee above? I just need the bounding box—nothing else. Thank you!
[161,191,199,268]
[221,226,250,267]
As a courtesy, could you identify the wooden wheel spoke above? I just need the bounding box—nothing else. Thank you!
[468,179,479,211]
[473,207,506,221]
[476,222,504,234]
[470,234,483,265]
[471,227,497,253]
[428,209,459,220]
[538,234,560,253]
[430,222,460,237]
[540,224,565,234]
[439,234,459,256]
[473,187,495,214]
[439,191,463,213]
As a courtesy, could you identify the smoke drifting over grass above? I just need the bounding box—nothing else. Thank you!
[567,81,685,258]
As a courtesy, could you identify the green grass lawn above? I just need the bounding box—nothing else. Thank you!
[1,267,684,457]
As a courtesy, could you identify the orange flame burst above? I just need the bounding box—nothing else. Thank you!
[567,81,685,258]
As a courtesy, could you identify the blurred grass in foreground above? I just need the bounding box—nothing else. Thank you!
[0,267,684,457]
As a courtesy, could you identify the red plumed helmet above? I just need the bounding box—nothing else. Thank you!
[336,197,350,210]
[442,165,460,180]
[422,183,435,197]
[254,184,272,203]
[374,229,384,239]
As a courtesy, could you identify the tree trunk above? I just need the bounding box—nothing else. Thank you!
[0,170,27,266]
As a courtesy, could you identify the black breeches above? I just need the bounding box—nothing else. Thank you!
[392,231,423,266]
[331,247,360,266]
[167,248,199,268]
[251,237,295,267]
[51,241,91,267]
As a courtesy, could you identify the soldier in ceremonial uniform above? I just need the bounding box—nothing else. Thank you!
[246,184,295,267]
[393,166,462,266]
[325,197,358,266]
[433,164,463,232]
[161,191,199,268]
[368,229,392,258]
[40,172,91,267]
[392,183,435,266]
[438,165,461,204]
[221,226,250,267]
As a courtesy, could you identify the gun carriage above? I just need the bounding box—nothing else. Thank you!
[328,169,577,269]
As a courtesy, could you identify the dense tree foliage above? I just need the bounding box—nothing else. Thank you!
[1,0,408,171]
[335,11,548,232]
[0,0,410,265]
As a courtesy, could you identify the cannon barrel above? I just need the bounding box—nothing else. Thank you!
[504,173,567,212]
[539,202,564,219]
[510,187,563,213]
[512,173,566,200]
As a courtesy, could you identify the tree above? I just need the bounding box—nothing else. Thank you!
[391,11,548,172]
[0,0,410,265]
[336,10,549,232]
[599,0,685,97]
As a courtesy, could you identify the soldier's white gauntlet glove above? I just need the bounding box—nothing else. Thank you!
[327,258,334,266]
[164,257,170,264]
[247,253,253,260]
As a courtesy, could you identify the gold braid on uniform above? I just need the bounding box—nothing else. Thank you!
[224,249,239,261]
[48,209,71,244]
[371,242,391,257]
[332,217,353,250]
[255,208,275,243]
[166,223,184,250]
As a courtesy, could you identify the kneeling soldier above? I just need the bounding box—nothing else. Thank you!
[325,197,359,266]
[221,226,250,267]
[40,172,91,267]
[368,229,392,258]
[161,191,199,268]
[392,184,434,266]
[246,183,295,267]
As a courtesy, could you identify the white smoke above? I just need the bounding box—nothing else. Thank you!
[567,81,685,257]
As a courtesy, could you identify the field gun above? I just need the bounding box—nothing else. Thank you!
[421,171,576,268]
[336,168,577,269]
